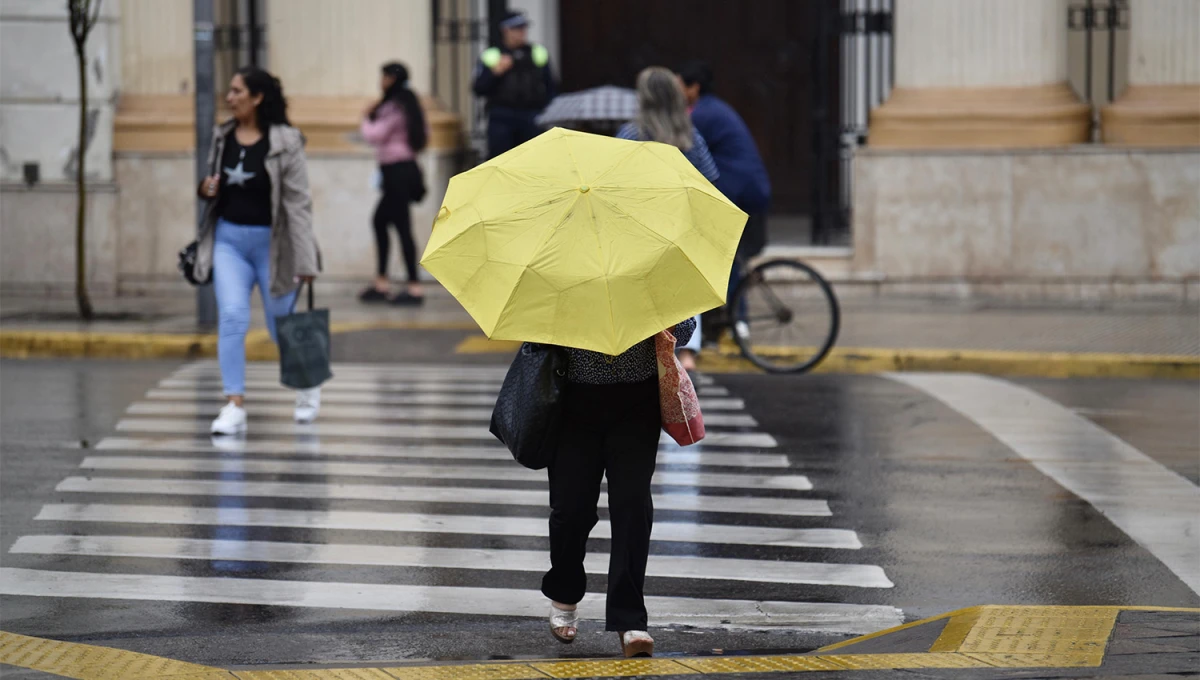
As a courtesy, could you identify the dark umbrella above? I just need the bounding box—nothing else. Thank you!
[536,86,638,128]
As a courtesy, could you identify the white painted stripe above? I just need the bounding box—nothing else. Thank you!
[36,503,860,549]
[0,568,902,633]
[94,437,791,468]
[55,477,830,517]
[11,535,891,588]
[889,373,1200,596]
[125,402,759,428]
[170,363,717,386]
[156,378,732,398]
[145,389,747,412]
[114,418,779,448]
[80,456,811,491]
[173,368,509,384]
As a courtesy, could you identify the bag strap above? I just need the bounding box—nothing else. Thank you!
[289,280,315,314]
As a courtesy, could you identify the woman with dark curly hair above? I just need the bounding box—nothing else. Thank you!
[195,66,322,435]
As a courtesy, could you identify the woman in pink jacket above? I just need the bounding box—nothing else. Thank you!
[360,62,428,305]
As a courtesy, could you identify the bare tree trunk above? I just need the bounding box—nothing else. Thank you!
[75,40,93,320]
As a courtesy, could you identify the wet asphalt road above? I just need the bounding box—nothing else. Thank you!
[0,356,1197,668]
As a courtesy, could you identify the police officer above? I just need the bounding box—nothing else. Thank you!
[472,10,556,159]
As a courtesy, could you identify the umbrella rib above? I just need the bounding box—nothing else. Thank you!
[491,191,586,343]
[594,194,726,305]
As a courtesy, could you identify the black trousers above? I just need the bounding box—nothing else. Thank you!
[540,377,661,631]
[486,111,540,159]
[373,161,420,281]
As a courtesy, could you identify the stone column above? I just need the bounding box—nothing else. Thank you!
[113,0,194,152]
[1102,0,1200,146]
[870,0,1089,148]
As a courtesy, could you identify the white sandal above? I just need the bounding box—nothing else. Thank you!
[549,602,579,643]
[619,630,654,658]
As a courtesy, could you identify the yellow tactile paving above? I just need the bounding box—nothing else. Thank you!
[821,653,994,670]
[383,663,551,680]
[676,655,846,673]
[530,658,696,678]
[0,631,232,680]
[955,606,1118,657]
[234,668,398,680]
[4,606,1199,679]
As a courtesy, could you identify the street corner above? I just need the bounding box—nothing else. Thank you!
[3,605,1196,679]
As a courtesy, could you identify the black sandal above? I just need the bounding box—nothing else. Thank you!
[359,287,389,302]
[389,292,425,306]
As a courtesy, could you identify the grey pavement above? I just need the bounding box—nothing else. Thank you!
[1,357,1197,674]
[2,289,1198,356]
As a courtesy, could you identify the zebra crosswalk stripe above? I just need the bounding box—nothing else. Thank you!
[54,476,831,516]
[79,456,811,490]
[114,418,780,448]
[93,436,791,468]
[0,568,903,634]
[5,360,898,632]
[10,535,893,588]
[35,503,861,549]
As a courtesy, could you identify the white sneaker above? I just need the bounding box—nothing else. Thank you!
[210,402,247,435]
[734,320,750,340]
[294,387,321,423]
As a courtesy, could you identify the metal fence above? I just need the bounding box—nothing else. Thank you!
[1067,0,1130,140]
[432,0,498,166]
[812,0,893,245]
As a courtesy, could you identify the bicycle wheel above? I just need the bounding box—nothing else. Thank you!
[729,259,840,374]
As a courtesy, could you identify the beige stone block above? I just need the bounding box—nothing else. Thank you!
[114,154,195,281]
[1012,153,1150,278]
[1135,152,1200,278]
[0,184,118,295]
[868,154,1014,278]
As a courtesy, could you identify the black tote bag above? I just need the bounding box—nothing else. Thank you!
[490,343,568,470]
[275,282,333,389]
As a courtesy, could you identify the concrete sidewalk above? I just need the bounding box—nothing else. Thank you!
[2,290,1197,378]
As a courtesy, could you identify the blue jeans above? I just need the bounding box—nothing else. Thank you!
[213,219,298,396]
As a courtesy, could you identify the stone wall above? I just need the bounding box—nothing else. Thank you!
[852,147,1200,300]
[1,148,458,297]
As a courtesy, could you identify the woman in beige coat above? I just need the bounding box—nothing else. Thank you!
[194,66,321,435]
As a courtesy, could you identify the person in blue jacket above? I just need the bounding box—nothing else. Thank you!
[678,61,771,339]
[472,10,557,159]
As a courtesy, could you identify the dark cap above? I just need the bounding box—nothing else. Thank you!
[499,10,530,29]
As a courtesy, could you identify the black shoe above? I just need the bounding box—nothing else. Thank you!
[359,287,389,303]
[389,292,425,306]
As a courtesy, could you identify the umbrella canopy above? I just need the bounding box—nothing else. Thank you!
[421,128,747,356]
[535,86,637,127]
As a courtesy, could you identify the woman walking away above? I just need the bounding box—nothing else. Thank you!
[195,66,322,435]
[541,67,713,659]
[360,62,429,306]
[616,66,720,372]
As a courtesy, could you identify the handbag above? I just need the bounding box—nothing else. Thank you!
[180,139,222,286]
[275,281,333,389]
[655,330,706,446]
[490,342,568,470]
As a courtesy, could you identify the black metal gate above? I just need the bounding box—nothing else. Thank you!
[810,0,894,245]
[432,0,509,167]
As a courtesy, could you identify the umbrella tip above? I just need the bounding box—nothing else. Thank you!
[579,185,590,193]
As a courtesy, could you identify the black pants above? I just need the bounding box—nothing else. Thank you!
[487,111,540,159]
[373,161,421,281]
[541,377,661,631]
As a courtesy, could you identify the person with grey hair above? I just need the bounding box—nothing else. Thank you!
[616,66,719,372]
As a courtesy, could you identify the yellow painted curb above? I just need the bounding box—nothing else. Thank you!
[2,606,1196,679]
[0,320,479,362]
[697,346,1200,380]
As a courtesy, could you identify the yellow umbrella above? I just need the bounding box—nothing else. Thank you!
[420,127,747,355]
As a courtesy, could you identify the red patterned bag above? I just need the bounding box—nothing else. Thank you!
[654,330,705,446]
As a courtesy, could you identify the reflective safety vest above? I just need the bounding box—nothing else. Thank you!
[481,44,550,110]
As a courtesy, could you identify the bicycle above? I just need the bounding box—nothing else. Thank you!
[702,256,841,374]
